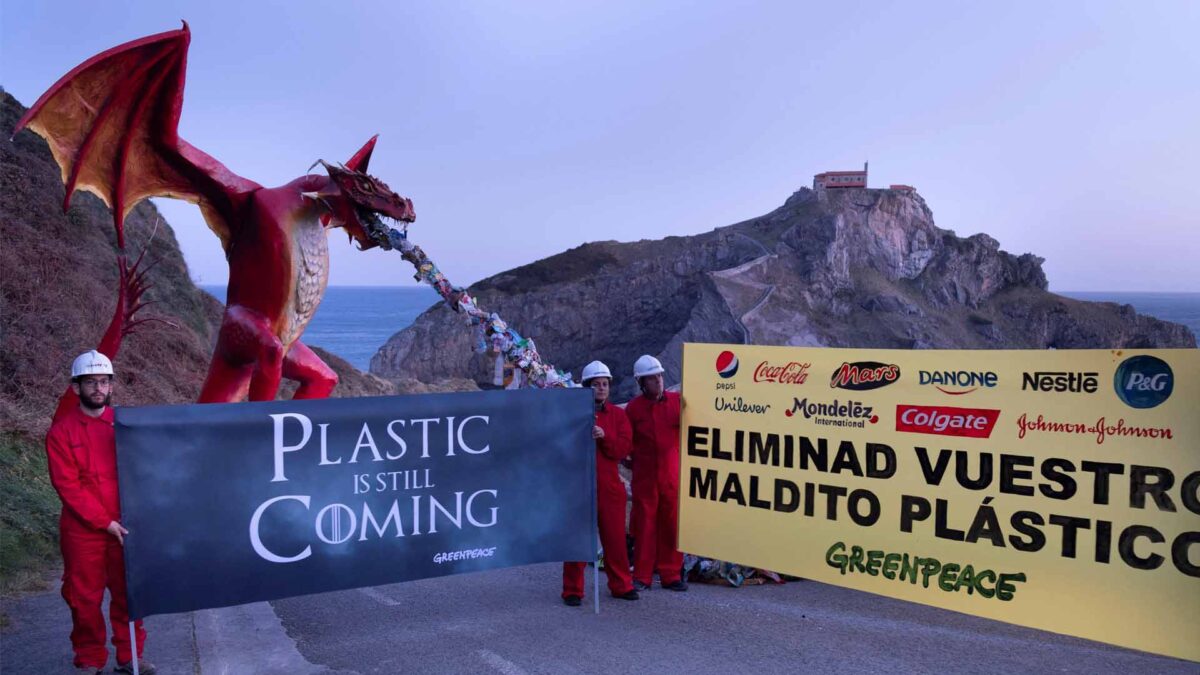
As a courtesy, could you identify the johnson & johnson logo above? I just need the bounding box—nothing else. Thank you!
[830,361,900,391]
[895,404,1000,438]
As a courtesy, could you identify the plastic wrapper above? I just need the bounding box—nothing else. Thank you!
[683,554,788,588]
[375,225,577,389]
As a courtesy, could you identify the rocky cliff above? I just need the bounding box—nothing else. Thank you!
[371,186,1195,400]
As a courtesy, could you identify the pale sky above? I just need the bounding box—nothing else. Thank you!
[4,1,1198,291]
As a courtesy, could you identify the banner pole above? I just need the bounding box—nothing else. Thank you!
[129,621,140,675]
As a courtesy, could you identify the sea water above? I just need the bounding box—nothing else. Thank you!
[201,286,1199,371]
[201,285,439,370]
[1059,292,1200,339]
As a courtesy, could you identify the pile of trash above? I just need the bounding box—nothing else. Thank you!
[683,555,788,587]
[369,221,575,389]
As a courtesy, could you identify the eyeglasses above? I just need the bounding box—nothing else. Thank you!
[78,378,113,390]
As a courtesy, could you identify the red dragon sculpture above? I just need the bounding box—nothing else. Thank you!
[15,23,415,403]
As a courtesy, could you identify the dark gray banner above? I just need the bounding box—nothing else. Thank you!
[115,388,596,619]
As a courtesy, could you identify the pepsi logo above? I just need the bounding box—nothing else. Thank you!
[715,351,739,379]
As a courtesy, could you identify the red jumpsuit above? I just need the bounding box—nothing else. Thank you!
[562,402,635,598]
[46,273,145,670]
[626,391,684,587]
[46,405,146,668]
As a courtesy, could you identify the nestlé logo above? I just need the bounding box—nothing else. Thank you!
[1114,355,1173,409]
[895,404,1000,439]
[918,370,997,395]
[1021,371,1098,393]
[830,361,900,391]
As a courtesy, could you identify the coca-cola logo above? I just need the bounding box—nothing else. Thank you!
[830,361,900,391]
[895,404,1000,438]
[753,361,811,385]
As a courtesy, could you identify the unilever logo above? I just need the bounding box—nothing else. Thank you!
[1114,355,1173,409]
[715,350,739,379]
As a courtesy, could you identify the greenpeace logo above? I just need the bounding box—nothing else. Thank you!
[895,405,1000,438]
[433,547,497,564]
[919,370,998,395]
[1021,372,1099,393]
[784,397,878,428]
[830,362,900,391]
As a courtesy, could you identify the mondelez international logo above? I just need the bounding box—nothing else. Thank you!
[1114,355,1173,409]
[715,350,739,379]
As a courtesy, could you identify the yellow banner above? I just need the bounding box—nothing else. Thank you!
[679,344,1199,661]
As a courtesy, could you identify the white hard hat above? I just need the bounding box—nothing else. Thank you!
[580,360,612,384]
[633,354,664,379]
[71,350,113,378]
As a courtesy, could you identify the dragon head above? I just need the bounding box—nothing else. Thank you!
[313,136,415,250]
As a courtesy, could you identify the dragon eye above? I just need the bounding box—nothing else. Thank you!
[358,178,374,192]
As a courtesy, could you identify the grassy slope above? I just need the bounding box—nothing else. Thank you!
[0,433,59,593]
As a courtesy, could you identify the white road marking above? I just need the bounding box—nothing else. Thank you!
[477,649,530,675]
[358,587,402,606]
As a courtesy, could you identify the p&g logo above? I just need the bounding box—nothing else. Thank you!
[1113,355,1173,409]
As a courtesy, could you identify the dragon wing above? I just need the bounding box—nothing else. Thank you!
[13,22,259,250]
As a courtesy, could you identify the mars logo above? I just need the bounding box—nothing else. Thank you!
[715,351,739,379]
[830,361,900,391]
[1114,355,1173,409]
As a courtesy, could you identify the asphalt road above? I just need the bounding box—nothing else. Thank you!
[2,563,1195,673]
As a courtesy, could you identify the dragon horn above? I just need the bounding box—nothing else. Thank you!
[346,134,379,172]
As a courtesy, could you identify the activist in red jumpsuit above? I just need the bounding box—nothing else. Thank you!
[626,355,687,592]
[46,259,155,675]
[562,361,639,605]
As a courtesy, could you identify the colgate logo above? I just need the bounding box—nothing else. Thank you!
[895,405,1000,438]
[830,361,900,391]
[754,361,811,384]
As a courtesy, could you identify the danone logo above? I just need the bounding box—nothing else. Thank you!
[918,370,997,395]
[895,404,1000,438]
[1114,355,1173,409]
[830,361,900,391]
[715,351,739,379]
